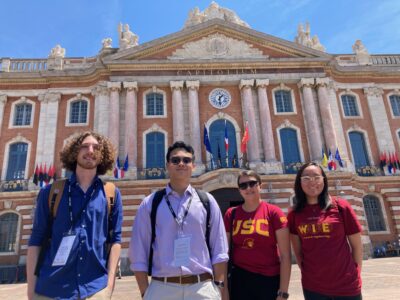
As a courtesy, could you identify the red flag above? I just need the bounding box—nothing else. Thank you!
[395,152,400,169]
[392,152,397,173]
[48,164,54,182]
[241,122,250,154]
[33,164,39,186]
[38,163,44,183]
[44,163,50,184]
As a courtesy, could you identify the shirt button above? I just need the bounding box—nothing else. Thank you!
[81,240,85,244]
[78,274,81,277]
[83,210,86,213]
[80,257,83,260]
[81,224,85,228]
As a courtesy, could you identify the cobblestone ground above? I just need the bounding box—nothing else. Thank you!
[0,257,399,299]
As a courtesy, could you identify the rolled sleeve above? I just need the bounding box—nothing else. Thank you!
[28,186,51,246]
[207,193,229,265]
[128,194,153,272]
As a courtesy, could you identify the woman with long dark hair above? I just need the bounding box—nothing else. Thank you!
[288,162,363,300]
[224,170,291,300]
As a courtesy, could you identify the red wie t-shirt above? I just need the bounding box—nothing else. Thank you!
[287,197,362,296]
[224,201,288,276]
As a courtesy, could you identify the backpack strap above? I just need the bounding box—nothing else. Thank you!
[195,189,211,257]
[48,179,67,218]
[148,188,166,275]
[104,182,116,217]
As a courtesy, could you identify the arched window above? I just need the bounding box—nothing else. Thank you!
[6,142,28,180]
[341,95,359,116]
[146,132,165,169]
[349,131,370,168]
[209,120,238,168]
[274,90,293,113]
[0,212,19,253]
[280,128,301,166]
[69,100,88,124]
[363,195,386,232]
[146,93,164,116]
[13,103,32,126]
[389,95,400,117]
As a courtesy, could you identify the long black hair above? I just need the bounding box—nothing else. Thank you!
[293,162,330,212]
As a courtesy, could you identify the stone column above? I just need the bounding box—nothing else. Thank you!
[298,78,322,161]
[0,95,7,138]
[36,93,61,166]
[170,81,185,142]
[240,79,261,164]
[186,80,205,175]
[364,87,395,156]
[107,82,121,153]
[256,79,276,161]
[316,78,338,153]
[92,82,109,136]
[123,81,138,179]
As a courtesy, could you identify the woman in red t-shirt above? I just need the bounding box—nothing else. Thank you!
[288,162,363,300]
[224,170,291,300]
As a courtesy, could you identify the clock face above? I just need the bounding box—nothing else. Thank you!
[209,88,231,109]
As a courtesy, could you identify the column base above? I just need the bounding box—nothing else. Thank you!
[123,167,137,180]
[193,163,206,177]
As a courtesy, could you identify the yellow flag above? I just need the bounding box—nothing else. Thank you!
[321,152,328,167]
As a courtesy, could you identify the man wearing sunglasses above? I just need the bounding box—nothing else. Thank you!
[129,141,229,300]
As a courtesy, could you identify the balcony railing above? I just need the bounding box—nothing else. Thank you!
[137,168,167,180]
[0,179,30,192]
[356,166,384,177]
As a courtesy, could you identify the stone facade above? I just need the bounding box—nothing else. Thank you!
[1,3,400,272]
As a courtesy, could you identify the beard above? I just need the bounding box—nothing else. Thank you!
[77,153,100,170]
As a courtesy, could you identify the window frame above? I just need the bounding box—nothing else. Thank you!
[362,194,390,234]
[272,85,297,115]
[1,136,32,181]
[388,92,400,118]
[143,88,167,119]
[65,95,90,126]
[339,92,363,119]
[9,97,35,129]
[0,211,21,256]
[142,124,168,168]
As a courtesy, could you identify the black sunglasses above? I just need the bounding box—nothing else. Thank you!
[170,156,193,165]
[238,180,259,190]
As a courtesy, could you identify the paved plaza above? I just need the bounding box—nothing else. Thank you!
[0,257,399,299]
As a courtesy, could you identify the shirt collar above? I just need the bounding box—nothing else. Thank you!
[69,172,102,187]
[166,183,194,197]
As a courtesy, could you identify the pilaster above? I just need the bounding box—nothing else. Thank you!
[170,81,185,142]
[107,81,122,153]
[91,82,109,136]
[0,94,7,138]
[123,81,138,179]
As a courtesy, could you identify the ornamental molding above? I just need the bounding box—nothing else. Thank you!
[91,84,109,97]
[363,87,383,97]
[256,79,270,88]
[186,80,200,90]
[168,33,266,60]
[170,81,184,91]
[315,77,330,87]
[0,94,7,104]
[239,79,254,90]
[123,81,138,91]
[107,81,122,91]
[298,78,315,88]
[38,93,61,103]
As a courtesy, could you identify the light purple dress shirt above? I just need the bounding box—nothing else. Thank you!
[129,184,229,277]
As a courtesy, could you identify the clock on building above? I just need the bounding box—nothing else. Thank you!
[209,88,231,109]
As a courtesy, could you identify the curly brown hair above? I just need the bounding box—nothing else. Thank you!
[60,131,116,175]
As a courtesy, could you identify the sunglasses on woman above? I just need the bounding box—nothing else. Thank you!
[238,180,259,190]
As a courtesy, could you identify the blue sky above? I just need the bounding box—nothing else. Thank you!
[1,0,399,58]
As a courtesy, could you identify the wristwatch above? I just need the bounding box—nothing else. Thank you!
[277,290,289,299]
[213,280,225,288]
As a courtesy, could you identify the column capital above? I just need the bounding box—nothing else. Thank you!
[123,81,138,91]
[91,84,109,97]
[239,79,255,90]
[315,77,330,87]
[170,81,184,91]
[255,79,269,88]
[38,92,61,103]
[0,94,7,104]
[363,87,384,97]
[298,78,315,89]
[186,80,200,90]
[107,81,122,92]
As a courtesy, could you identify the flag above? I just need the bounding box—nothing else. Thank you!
[114,157,124,179]
[203,125,212,154]
[328,150,337,171]
[33,164,39,186]
[380,152,387,171]
[335,148,344,168]
[47,165,56,182]
[38,163,44,187]
[43,163,50,185]
[123,155,129,172]
[241,122,250,154]
[395,152,400,170]
[388,152,394,174]
[224,120,229,153]
[217,143,222,167]
[321,149,328,167]
[391,152,397,173]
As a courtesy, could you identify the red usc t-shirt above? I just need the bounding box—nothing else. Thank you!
[287,197,362,296]
[224,201,288,276]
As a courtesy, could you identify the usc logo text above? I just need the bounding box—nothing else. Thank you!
[232,219,269,237]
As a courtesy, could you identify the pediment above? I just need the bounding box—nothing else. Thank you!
[104,19,331,63]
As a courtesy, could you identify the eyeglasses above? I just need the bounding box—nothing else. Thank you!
[238,180,259,190]
[170,156,193,165]
[300,176,324,182]
[80,143,101,151]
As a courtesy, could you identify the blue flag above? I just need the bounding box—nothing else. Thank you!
[123,154,129,171]
[335,148,344,167]
[203,125,212,154]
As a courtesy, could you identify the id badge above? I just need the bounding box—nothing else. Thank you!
[173,235,191,267]
[52,233,76,266]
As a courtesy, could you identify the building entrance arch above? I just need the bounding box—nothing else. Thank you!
[210,188,243,216]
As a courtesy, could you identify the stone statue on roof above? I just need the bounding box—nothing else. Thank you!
[294,22,326,52]
[352,40,371,65]
[184,1,250,28]
[49,44,66,58]
[118,23,139,50]
[352,40,368,55]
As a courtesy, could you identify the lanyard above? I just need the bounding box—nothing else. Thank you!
[165,194,193,231]
[68,180,97,230]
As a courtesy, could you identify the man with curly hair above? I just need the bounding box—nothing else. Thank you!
[27,131,123,300]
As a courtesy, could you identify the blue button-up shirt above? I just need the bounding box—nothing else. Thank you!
[129,184,228,277]
[29,174,123,299]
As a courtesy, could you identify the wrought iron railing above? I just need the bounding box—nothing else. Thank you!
[0,179,30,192]
[137,167,167,180]
[356,166,384,177]
[283,162,304,174]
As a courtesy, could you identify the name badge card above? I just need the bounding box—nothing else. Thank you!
[52,234,76,266]
[173,236,191,267]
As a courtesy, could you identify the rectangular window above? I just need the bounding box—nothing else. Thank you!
[363,196,386,231]
[146,93,164,116]
[14,104,32,126]
[70,101,87,124]
[342,95,359,116]
[390,95,400,116]
[275,90,293,113]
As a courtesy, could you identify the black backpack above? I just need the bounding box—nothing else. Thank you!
[148,188,211,275]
